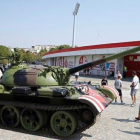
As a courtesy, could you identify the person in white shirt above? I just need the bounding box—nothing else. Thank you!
[114,70,122,79]
[75,72,79,81]
[130,71,139,107]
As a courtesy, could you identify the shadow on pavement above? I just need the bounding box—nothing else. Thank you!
[80,133,92,137]
[0,122,57,139]
[118,129,140,136]
[67,133,92,140]
[134,127,140,129]
[0,122,91,140]
[111,118,135,123]
[111,103,131,106]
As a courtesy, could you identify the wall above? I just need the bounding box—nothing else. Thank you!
[116,58,124,75]
[91,55,116,76]
[124,55,140,77]
[46,58,55,66]
[64,56,75,68]
[75,55,92,66]
[54,54,117,76]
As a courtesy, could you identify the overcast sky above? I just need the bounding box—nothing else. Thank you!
[0,0,140,48]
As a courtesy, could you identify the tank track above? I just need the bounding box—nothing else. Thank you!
[0,100,88,111]
[0,100,99,138]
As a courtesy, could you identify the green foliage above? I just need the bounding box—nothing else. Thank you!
[58,45,70,50]
[49,47,58,52]
[49,45,70,52]
[37,49,48,61]
[0,45,11,64]
[0,44,71,64]
[24,51,35,63]
[19,49,26,61]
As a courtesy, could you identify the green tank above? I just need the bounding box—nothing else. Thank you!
[0,47,140,138]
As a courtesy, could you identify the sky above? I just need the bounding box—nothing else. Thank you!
[0,0,140,48]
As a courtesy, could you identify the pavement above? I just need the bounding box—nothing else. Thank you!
[0,75,140,140]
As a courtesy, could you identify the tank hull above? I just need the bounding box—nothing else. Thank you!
[0,84,118,138]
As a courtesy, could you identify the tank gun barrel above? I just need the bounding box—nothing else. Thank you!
[69,46,140,74]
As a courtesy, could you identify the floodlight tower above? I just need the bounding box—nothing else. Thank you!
[72,2,80,48]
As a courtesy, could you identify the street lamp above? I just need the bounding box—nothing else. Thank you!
[72,2,80,48]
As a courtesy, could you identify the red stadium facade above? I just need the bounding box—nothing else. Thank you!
[42,41,140,77]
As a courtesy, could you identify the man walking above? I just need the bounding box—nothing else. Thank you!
[130,71,139,107]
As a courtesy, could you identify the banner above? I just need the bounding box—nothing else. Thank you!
[64,56,74,68]
[93,55,115,71]
[75,55,92,66]
[56,57,63,67]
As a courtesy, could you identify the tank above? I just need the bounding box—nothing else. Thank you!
[0,46,140,138]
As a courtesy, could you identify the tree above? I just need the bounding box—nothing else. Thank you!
[19,49,26,62]
[24,51,35,63]
[37,49,48,61]
[0,45,11,64]
[49,45,71,52]
[58,45,70,50]
[49,47,58,52]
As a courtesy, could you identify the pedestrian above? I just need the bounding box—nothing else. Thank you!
[87,68,90,75]
[109,70,114,78]
[114,76,124,104]
[135,104,140,120]
[130,71,139,107]
[114,70,122,79]
[123,65,127,78]
[75,72,79,81]
[101,76,108,86]
[83,69,86,76]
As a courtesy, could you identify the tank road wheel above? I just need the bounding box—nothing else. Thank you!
[20,108,43,131]
[1,105,20,127]
[51,111,77,137]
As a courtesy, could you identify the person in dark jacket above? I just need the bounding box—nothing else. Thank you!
[101,76,108,86]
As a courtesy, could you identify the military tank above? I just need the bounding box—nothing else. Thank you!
[0,47,140,138]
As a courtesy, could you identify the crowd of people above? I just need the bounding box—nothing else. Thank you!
[101,70,140,120]
[75,69,140,121]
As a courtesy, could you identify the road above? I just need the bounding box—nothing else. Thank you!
[0,75,140,140]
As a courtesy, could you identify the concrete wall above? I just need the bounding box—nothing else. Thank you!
[116,57,124,75]
[46,54,122,76]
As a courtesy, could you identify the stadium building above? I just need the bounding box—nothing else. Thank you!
[42,41,140,77]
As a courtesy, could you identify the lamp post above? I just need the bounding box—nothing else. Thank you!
[72,2,80,48]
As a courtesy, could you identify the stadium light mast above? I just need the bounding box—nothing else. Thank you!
[72,2,80,48]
